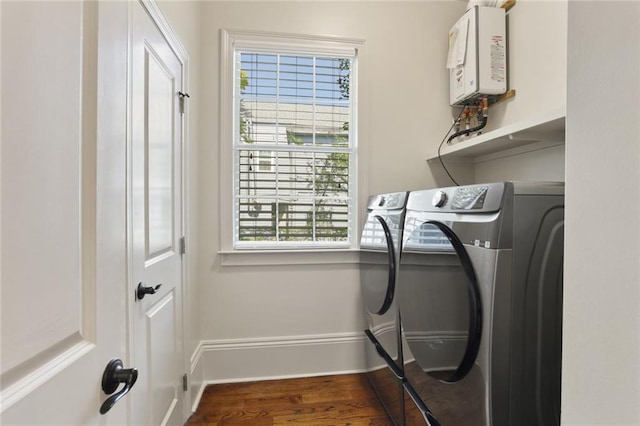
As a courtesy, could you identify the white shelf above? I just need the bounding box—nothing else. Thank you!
[427,108,566,163]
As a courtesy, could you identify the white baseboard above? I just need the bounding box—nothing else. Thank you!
[189,332,369,410]
[189,351,204,414]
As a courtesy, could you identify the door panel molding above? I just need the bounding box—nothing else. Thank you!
[0,0,99,413]
[0,339,95,411]
[146,291,179,425]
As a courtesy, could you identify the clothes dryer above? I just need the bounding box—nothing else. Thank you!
[360,191,408,426]
[398,182,564,426]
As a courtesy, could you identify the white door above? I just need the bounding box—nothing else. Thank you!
[1,2,131,424]
[129,2,185,425]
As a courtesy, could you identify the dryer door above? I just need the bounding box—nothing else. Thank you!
[399,219,486,425]
[361,212,405,426]
[360,214,397,316]
[399,220,482,382]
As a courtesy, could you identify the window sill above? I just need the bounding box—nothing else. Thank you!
[218,249,360,267]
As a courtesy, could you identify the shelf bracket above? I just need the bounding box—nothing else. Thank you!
[488,89,516,107]
[502,0,516,11]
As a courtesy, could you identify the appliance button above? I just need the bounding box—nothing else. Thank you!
[432,190,447,207]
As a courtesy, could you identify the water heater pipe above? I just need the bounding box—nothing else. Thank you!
[446,98,489,144]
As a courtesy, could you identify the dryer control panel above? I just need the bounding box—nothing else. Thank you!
[408,183,505,213]
[367,191,408,211]
[451,185,489,210]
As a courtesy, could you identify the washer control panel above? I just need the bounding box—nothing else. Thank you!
[366,191,408,211]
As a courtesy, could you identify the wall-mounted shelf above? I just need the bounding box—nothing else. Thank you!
[427,108,565,163]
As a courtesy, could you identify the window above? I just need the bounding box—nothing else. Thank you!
[226,32,359,249]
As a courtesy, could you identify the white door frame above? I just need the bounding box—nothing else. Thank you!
[126,1,192,422]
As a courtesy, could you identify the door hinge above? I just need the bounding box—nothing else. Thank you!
[182,373,188,392]
[178,91,190,114]
[179,236,186,255]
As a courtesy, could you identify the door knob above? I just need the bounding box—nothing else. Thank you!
[100,359,138,415]
[136,282,162,300]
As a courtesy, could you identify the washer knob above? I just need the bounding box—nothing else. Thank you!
[432,190,447,207]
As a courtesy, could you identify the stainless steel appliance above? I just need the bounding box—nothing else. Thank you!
[398,182,564,426]
[360,191,408,426]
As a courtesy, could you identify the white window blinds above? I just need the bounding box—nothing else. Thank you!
[233,47,356,248]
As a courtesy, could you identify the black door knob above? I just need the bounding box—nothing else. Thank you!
[136,282,162,300]
[100,359,137,415]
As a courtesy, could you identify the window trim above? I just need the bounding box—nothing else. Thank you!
[220,29,364,253]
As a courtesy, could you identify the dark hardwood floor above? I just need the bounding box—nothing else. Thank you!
[185,373,394,425]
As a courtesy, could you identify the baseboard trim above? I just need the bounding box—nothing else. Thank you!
[190,341,204,375]
[189,343,204,413]
[188,332,368,410]
[191,380,207,414]
[201,331,364,351]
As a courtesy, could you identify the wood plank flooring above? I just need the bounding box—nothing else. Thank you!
[185,374,394,426]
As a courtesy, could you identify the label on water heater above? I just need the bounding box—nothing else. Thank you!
[490,35,506,83]
[456,67,465,91]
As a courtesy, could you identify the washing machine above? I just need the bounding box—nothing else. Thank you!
[398,182,564,426]
[360,191,408,426]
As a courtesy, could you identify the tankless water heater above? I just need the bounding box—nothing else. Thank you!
[448,6,507,106]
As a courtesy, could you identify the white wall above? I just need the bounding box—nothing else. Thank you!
[195,1,464,382]
[474,144,565,183]
[483,0,567,131]
[563,1,640,424]
[470,0,568,185]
